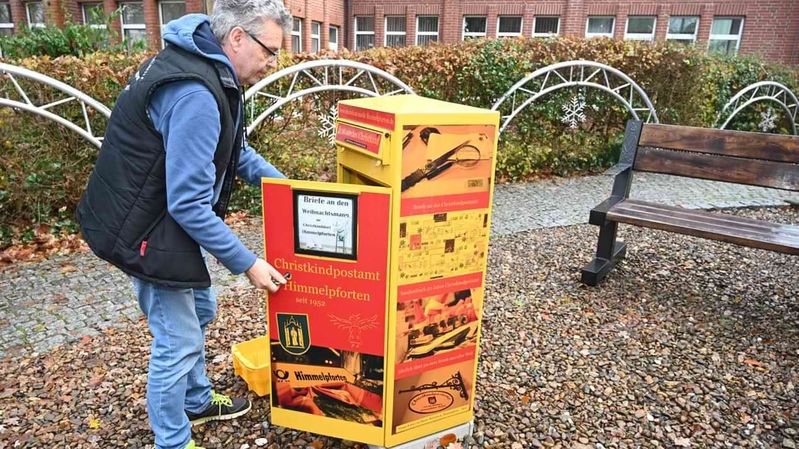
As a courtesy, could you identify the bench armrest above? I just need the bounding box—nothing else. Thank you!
[603,162,632,177]
[589,196,626,225]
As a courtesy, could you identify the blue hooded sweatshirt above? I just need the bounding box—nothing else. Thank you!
[150,14,284,275]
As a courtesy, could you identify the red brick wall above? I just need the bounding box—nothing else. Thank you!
[347,0,799,65]
[284,0,344,52]
[3,0,797,64]
[9,0,207,48]
[3,0,341,53]
[7,0,26,33]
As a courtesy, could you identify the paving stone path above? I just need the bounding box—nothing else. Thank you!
[1,173,797,359]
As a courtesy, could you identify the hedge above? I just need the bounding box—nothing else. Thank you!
[1,37,797,245]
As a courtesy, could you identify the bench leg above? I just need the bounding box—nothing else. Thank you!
[581,221,626,286]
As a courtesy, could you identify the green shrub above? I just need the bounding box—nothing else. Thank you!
[0,38,798,246]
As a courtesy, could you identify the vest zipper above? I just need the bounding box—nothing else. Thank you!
[211,88,245,219]
[135,210,167,257]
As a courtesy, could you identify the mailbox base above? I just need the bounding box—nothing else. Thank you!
[365,421,473,449]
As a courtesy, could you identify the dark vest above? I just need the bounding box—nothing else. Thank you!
[76,45,244,288]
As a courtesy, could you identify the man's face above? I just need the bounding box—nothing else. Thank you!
[224,18,283,85]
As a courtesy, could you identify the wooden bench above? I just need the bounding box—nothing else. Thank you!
[581,121,799,286]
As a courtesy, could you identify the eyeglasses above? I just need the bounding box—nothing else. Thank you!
[246,31,279,61]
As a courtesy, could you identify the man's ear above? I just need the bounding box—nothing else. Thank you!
[226,26,246,51]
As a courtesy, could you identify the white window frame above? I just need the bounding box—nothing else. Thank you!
[291,17,302,53]
[81,3,106,29]
[26,1,45,28]
[158,1,185,48]
[462,16,487,40]
[415,15,438,45]
[666,16,699,43]
[624,16,656,41]
[354,16,374,51]
[0,2,14,34]
[496,15,523,38]
[158,1,184,26]
[384,15,405,47]
[586,16,615,39]
[311,21,320,52]
[328,25,339,52]
[709,16,744,55]
[532,16,560,37]
[120,2,146,47]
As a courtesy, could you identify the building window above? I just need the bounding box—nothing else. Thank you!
[26,1,45,28]
[159,1,185,47]
[329,25,339,52]
[667,16,699,44]
[0,2,14,36]
[709,17,744,55]
[384,16,405,47]
[533,16,559,37]
[462,16,486,39]
[311,21,320,52]
[497,16,522,38]
[586,16,614,38]
[81,3,106,28]
[416,16,438,45]
[159,1,184,27]
[291,17,302,52]
[625,16,655,41]
[120,3,146,49]
[354,16,374,51]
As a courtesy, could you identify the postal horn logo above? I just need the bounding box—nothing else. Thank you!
[277,313,311,355]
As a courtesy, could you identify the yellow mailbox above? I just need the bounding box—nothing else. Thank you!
[261,95,499,448]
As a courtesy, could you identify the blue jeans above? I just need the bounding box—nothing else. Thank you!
[132,277,216,449]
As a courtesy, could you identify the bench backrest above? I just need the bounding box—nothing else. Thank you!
[631,122,799,192]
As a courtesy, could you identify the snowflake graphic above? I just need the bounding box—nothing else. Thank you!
[759,108,777,132]
[317,104,338,145]
[561,94,587,129]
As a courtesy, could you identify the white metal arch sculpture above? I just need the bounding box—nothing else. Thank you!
[491,60,659,134]
[0,62,111,147]
[715,81,799,134]
[244,59,415,134]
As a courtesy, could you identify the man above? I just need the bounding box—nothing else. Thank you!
[76,1,292,448]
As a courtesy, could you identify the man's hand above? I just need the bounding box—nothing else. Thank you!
[245,258,287,292]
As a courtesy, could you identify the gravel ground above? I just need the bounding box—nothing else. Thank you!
[1,206,797,449]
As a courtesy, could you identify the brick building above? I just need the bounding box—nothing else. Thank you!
[0,0,344,54]
[1,0,797,65]
[347,0,799,65]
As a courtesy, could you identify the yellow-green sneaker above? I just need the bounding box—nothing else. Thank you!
[184,441,205,449]
[186,390,252,426]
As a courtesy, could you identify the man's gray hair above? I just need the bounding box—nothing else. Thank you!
[211,0,292,41]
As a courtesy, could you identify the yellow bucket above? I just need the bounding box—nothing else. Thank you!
[232,336,270,397]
